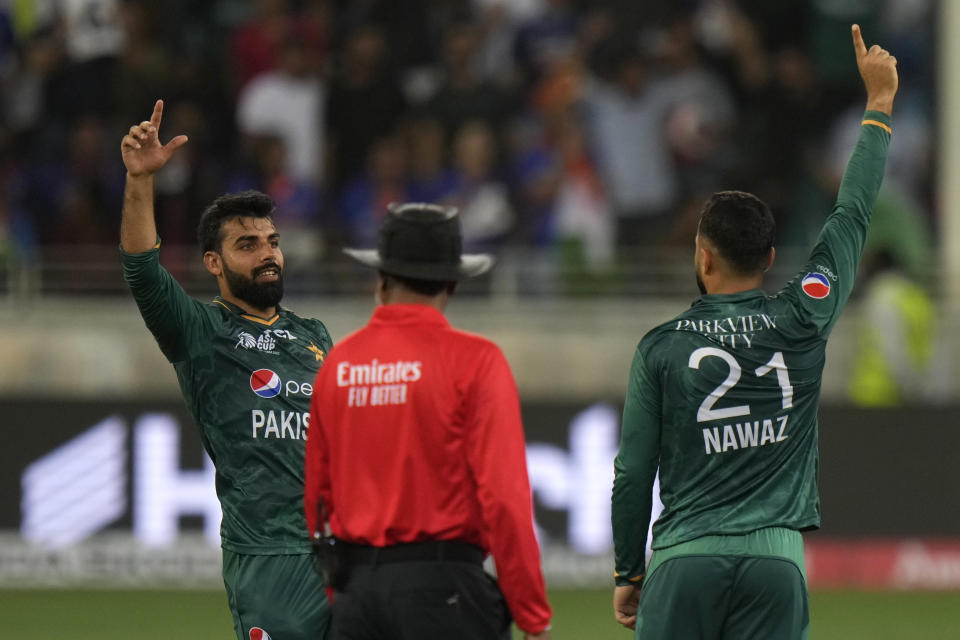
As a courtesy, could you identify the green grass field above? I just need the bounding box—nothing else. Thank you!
[2,588,958,639]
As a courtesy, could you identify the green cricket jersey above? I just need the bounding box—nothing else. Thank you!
[122,245,333,554]
[612,111,892,585]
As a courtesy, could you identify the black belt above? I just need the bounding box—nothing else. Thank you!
[337,540,485,566]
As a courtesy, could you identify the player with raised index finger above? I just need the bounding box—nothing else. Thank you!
[611,25,898,639]
[120,100,333,640]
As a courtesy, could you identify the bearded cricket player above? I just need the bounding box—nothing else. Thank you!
[120,100,333,640]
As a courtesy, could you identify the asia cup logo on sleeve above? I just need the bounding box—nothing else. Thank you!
[801,272,831,299]
[250,369,282,398]
[249,628,272,640]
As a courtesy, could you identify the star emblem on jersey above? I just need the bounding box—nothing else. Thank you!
[801,272,831,299]
[307,341,325,362]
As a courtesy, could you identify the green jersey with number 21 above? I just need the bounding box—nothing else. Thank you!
[612,111,892,581]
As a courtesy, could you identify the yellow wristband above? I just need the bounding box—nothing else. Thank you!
[862,119,892,134]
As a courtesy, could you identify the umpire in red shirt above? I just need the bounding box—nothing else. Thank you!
[305,203,552,639]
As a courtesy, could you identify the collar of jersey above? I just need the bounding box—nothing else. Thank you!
[692,288,767,306]
[369,303,450,327]
[213,297,283,325]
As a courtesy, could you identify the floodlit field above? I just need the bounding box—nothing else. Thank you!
[2,588,959,639]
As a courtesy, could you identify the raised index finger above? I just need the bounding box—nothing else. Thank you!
[852,24,867,58]
[150,99,164,127]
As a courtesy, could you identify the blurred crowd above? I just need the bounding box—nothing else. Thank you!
[0,0,938,294]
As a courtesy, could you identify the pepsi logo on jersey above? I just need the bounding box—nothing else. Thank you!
[801,272,831,299]
[250,369,313,398]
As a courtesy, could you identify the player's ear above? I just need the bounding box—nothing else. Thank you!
[764,247,776,272]
[203,251,223,277]
[700,244,714,275]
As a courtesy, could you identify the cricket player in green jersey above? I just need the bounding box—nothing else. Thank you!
[611,25,898,640]
[120,100,333,640]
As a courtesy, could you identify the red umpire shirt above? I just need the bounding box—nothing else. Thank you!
[305,303,552,634]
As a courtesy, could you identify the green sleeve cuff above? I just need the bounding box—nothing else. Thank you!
[119,237,162,257]
[614,572,645,587]
[861,110,892,132]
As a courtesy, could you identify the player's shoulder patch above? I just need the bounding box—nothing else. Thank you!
[801,272,831,299]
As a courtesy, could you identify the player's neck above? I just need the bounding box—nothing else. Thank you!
[704,275,764,295]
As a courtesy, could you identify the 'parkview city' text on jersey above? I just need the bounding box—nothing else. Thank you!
[122,246,333,554]
[305,304,551,634]
[613,110,892,585]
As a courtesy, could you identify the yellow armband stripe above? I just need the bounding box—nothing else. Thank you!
[862,119,892,134]
[614,571,645,583]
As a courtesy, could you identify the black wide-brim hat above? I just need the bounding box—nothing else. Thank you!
[343,203,494,281]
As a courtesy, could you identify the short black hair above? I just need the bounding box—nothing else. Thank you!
[197,190,276,253]
[380,271,456,296]
[698,190,776,275]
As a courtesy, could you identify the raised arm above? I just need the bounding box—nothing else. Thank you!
[782,26,898,334]
[120,99,189,253]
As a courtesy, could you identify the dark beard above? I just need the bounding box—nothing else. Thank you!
[223,261,284,310]
[696,271,706,295]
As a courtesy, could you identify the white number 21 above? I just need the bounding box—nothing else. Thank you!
[688,348,793,423]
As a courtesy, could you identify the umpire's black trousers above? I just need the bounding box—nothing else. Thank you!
[330,540,512,640]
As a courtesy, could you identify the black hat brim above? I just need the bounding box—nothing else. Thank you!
[343,248,494,281]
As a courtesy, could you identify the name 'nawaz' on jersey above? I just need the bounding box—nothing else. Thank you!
[703,415,789,455]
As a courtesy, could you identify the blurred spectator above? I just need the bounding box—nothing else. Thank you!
[113,1,172,126]
[848,250,945,406]
[471,0,542,87]
[325,24,406,191]
[3,31,62,139]
[553,114,614,276]
[425,21,513,140]
[527,51,614,279]
[0,6,11,57]
[448,120,514,253]
[650,10,738,247]
[509,144,562,295]
[807,0,883,111]
[236,37,326,183]
[43,115,123,245]
[329,0,432,70]
[228,0,329,93]
[49,0,124,121]
[656,10,736,198]
[580,41,678,248]
[404,115,457,203]
[153,101,223,248]
[513,0,578,88]
[337,134,409,247]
